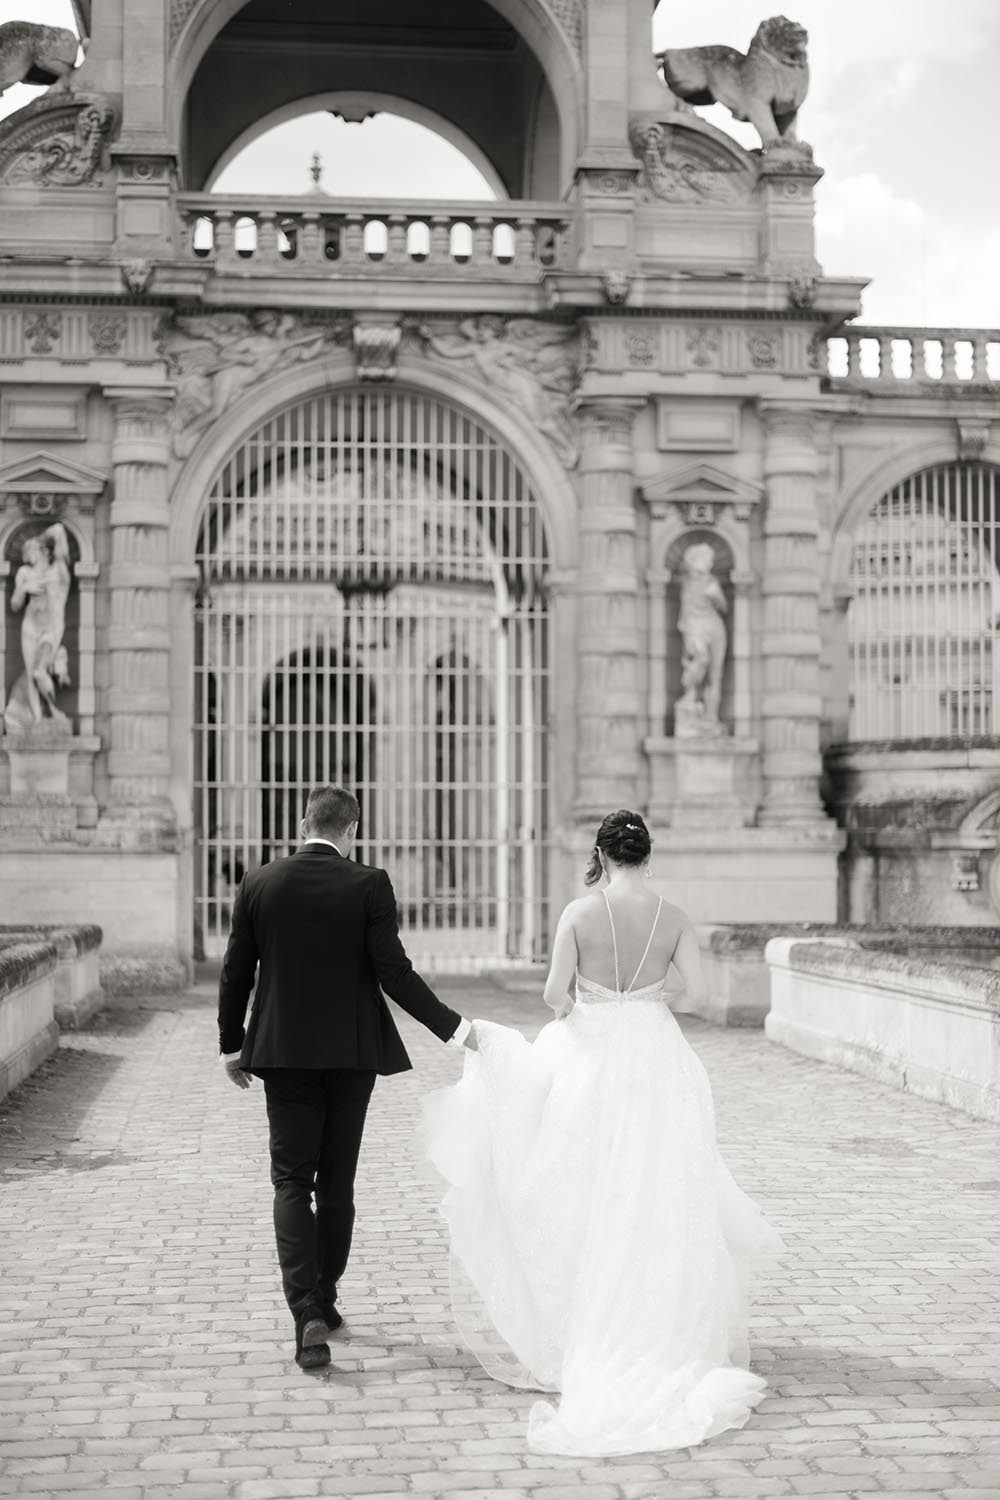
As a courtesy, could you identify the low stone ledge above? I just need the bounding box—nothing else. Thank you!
[99,949,189,998]
[0,940,59,1104]
[694,922,1000,1027]
[765,937,1000,1123]
[0,925,104,1029]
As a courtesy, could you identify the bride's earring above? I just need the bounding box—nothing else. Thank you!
[643,861,652,881]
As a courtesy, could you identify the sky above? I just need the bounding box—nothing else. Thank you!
[1,0,998,327]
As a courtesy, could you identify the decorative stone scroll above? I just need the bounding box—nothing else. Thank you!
[410,316,580,468]
[160,311,353,457]
[0,93,116,187]
[629,118,752,204]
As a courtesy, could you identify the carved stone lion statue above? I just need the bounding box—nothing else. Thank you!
[656,16,808,148]
[0,22,79,96]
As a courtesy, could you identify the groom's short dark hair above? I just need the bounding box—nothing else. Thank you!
[303,785,360,837]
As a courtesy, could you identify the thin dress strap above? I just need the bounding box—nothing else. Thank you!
[601,889,621,993]
[627,897,663,992]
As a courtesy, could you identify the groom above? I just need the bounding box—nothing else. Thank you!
[218,784,475,1369]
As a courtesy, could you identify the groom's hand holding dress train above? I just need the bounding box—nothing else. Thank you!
[217,784,475,1369]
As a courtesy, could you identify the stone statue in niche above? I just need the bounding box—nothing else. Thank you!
[0,22,79,95]
[674,542,728,738]
[4,522,72,733]
[656,16,809,149]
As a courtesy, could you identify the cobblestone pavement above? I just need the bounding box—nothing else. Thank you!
[2,978,1000,1500]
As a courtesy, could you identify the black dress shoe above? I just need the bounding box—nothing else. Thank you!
[321,1302,343,1332]
[295,1310,331,1369]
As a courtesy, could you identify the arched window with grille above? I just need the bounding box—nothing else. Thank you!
[848,462,1000,740]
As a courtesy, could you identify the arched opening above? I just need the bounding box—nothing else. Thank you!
[206,94,507,199]
[192,385,551,967]
[179,0,569,198]
[847,462,1000,740]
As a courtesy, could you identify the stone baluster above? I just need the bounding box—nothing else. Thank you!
[430,216,452,266]
[213,210,235,268]
[758,403,826,826]
[103,389,175,819]
[472,216,494,267]
[941,335,957,382]
[515,217,536,267]
[256,211,280,265]
[300,211,323,266]
[972,335,990,382]
[386,214,408,263]
[847,332,862,380]
[341,214,365,266]
[574,398,645,819]
[877,334,893,382]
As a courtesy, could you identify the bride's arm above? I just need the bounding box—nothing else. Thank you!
[670,925,708,1009]
[542,904,579,1015]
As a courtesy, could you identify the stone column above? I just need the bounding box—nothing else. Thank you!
[759,403,826,825]
[104,388,175,820]
[574,398,644,821]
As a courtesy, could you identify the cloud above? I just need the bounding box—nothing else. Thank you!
[816,172,1000,327]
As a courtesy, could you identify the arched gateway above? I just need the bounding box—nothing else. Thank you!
[192,386,550,969]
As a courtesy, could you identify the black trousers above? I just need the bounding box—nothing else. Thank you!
[261,1068,377,1323]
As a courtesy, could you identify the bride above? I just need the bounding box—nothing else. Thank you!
[422,809,784,1457]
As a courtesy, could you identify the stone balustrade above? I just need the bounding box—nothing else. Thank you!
[176,195,571,277]
[825,325,1000,387]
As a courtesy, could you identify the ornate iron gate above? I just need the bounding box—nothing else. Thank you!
[848,462,1000,739]
[193,388,550,968]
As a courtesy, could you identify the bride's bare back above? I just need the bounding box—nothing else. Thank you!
[543,885,707,1008]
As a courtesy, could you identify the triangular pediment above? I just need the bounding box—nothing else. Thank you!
[640,462,763,506]
[0,450,107,496]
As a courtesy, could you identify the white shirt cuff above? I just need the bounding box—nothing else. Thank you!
[447,1017,472,1049]
[220,1051,243,1064]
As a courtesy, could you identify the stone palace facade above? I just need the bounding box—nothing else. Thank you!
[1,0,998,978]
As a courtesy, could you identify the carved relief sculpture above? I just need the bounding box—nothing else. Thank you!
[4,522,72,733]
[628,120,748,203]
[656,16,809,149]
[0,22,78,94]
[414,316,579,467]
[162,311,352,456]
[674,542,728,738]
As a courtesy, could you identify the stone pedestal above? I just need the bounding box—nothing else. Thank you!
[647,734,759,829]
[5,721,73,797]
[0,724,100,834]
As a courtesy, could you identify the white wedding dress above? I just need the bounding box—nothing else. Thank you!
[422,894,784,1457]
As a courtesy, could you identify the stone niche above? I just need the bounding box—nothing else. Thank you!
[641,462,762,829]
[0,452,104,830]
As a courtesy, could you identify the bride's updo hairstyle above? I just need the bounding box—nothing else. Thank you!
[584,810,652,885]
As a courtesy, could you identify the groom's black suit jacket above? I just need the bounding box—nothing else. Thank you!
[217,843,463,1075]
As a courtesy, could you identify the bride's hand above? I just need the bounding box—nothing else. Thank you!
[554,999,574,1021]
[462,1022,479,1051]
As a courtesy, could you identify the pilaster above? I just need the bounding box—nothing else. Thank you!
[103,387,175,819]
[758,401,826,826]
[574,397,645,820]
